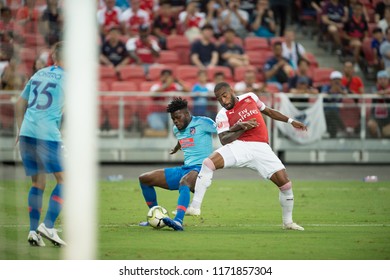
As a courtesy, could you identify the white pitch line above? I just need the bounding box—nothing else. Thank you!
[1,223,390,228]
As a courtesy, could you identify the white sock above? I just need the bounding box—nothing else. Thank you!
[190,160,215,209]
[279,188,294,225]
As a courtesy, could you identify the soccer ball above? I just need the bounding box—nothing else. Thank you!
[147,206,169,229]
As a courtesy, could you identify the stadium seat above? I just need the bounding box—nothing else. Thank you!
[101,95,135,130]
[99,65,118,84]
[166,35,191,64]
[305,52,319,68]
[207,66,233,83]
[269,36,285,46]
[148,65,174,81]
[340,98,360,130]
[110,81,139,92]
[265,83,280,94]
[118,65,146,82]
[312,67,334,89]
[99,82,110,92]
[244,37,270,51]
[247,50,273,69]
[139,81,156,92]
[234,65,258,82]
[156,50,179,67]
[19,48,37,71]
[23,33,46,48]
[362,37,377,74]
[176,65,199,84]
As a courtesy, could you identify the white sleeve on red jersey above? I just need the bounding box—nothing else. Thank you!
[119,8,131,23]
[125,37,137,51]
[246,92,266,111]
[97,9,105,25]
[215,110,230,134]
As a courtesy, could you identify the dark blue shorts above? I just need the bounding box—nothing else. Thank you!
[164,165,201,190]
[19,136,64,176]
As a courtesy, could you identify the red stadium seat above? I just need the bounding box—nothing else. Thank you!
[247,50,273,68]
[99,65,118,84]
[207,66,233,83]
[101,95,135,130]
[166,35,191,64]
[110,81,139,92]
[312,67,334,88]
[99,81,110,92]
[176,65,199,84]
[156,50,179,67]
[362,37,376,68]
[139,81,156,92]
[269,36,285,46]
[23,33,46,48]
[244,37,270,51]
[340,98,360,130]
[234,65,258,82]
[118,65,146,82]
[305,52,319,68]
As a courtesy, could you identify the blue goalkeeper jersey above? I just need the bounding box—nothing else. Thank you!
[173,116,217,166]
[20,66,65,142]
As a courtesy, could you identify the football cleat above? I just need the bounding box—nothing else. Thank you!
[162,217,184,231]
[37,223,67,247]
[138,221,149,226]
[28,231,46,247]
[185,206,201,216]
[283,222,304,231]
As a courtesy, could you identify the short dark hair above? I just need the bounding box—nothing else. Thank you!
[214,82,231,93]
[373,27,383,34]
[201,24,214,31]
[273,41,282,48]
[224,28,236,35]
[297,57,310,66]
[160,69,172,76]
[214,71,225,78]
[167,97,188,113]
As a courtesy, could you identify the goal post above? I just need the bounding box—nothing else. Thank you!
[63,0,98,260]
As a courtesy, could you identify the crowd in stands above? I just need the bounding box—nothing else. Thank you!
[0,0,389,138]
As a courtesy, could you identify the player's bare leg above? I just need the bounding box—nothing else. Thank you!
[187,152,224,215]
[270,170,304,231]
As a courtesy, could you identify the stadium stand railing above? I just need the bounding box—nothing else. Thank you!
[1,91,389,163]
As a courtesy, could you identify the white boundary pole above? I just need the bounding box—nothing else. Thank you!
[63,0,98,259]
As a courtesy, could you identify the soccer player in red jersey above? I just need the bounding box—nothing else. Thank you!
[187,82,307,230]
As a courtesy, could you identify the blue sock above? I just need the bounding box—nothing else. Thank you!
[28,187,44,231]
[43,184,63,228]
[174,185,190,224]
[140,182,157,208]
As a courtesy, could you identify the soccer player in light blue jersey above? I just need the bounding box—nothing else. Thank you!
[138,97,217,231]
[15,42,67,247]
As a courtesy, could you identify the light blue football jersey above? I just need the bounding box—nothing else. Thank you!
[173,116,217,166]
[20,66,64,142]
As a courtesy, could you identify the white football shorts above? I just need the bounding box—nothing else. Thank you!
[215,140,285,179]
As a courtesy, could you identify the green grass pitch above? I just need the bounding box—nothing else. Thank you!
[1,179,390,260]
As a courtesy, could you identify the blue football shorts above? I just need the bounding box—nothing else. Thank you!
[164,165,201,190]
[19,136,64,176]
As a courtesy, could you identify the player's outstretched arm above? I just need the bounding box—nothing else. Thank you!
[262,107,307,131]
[169,141,181,154]
[219,119,258,145]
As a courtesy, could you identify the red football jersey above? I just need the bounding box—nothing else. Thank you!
[216,92,269,143]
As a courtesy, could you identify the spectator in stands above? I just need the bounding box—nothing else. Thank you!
[289,76,318,94]
[170,0,187,15]
[0,56,26,90]
[97,0,122,36]
[368,70,390,138]
[288,58,315,92]
[341,60,364,94]
[0,7,15,35]
[218,28,249,69]
[234,69,264,95]
[321,0,348,55]
[251,0,276,38]
[375,0,390,23]
[206,71,225,92]
[16,0,41,35]
[346,0,369,21]
[282,29,307,69]
[152,0,177,50]
[178,1,206,42]
[204,0,226,39]
[115,0,130,11]
[264,41,294,90]
[269,0,289,36]
[100,26,130,72]
[321,71,348,138]
[191,69,212,117]
[126,24,160,74]
[148,69,190,132]
[190,24,219,70]
[41,0,63,46]
[378,6,390,34]
[372,27,385,66]
[342,2,368,71]
[120,0,150,37]
[380,27,390,74]
[220,0,250,39]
